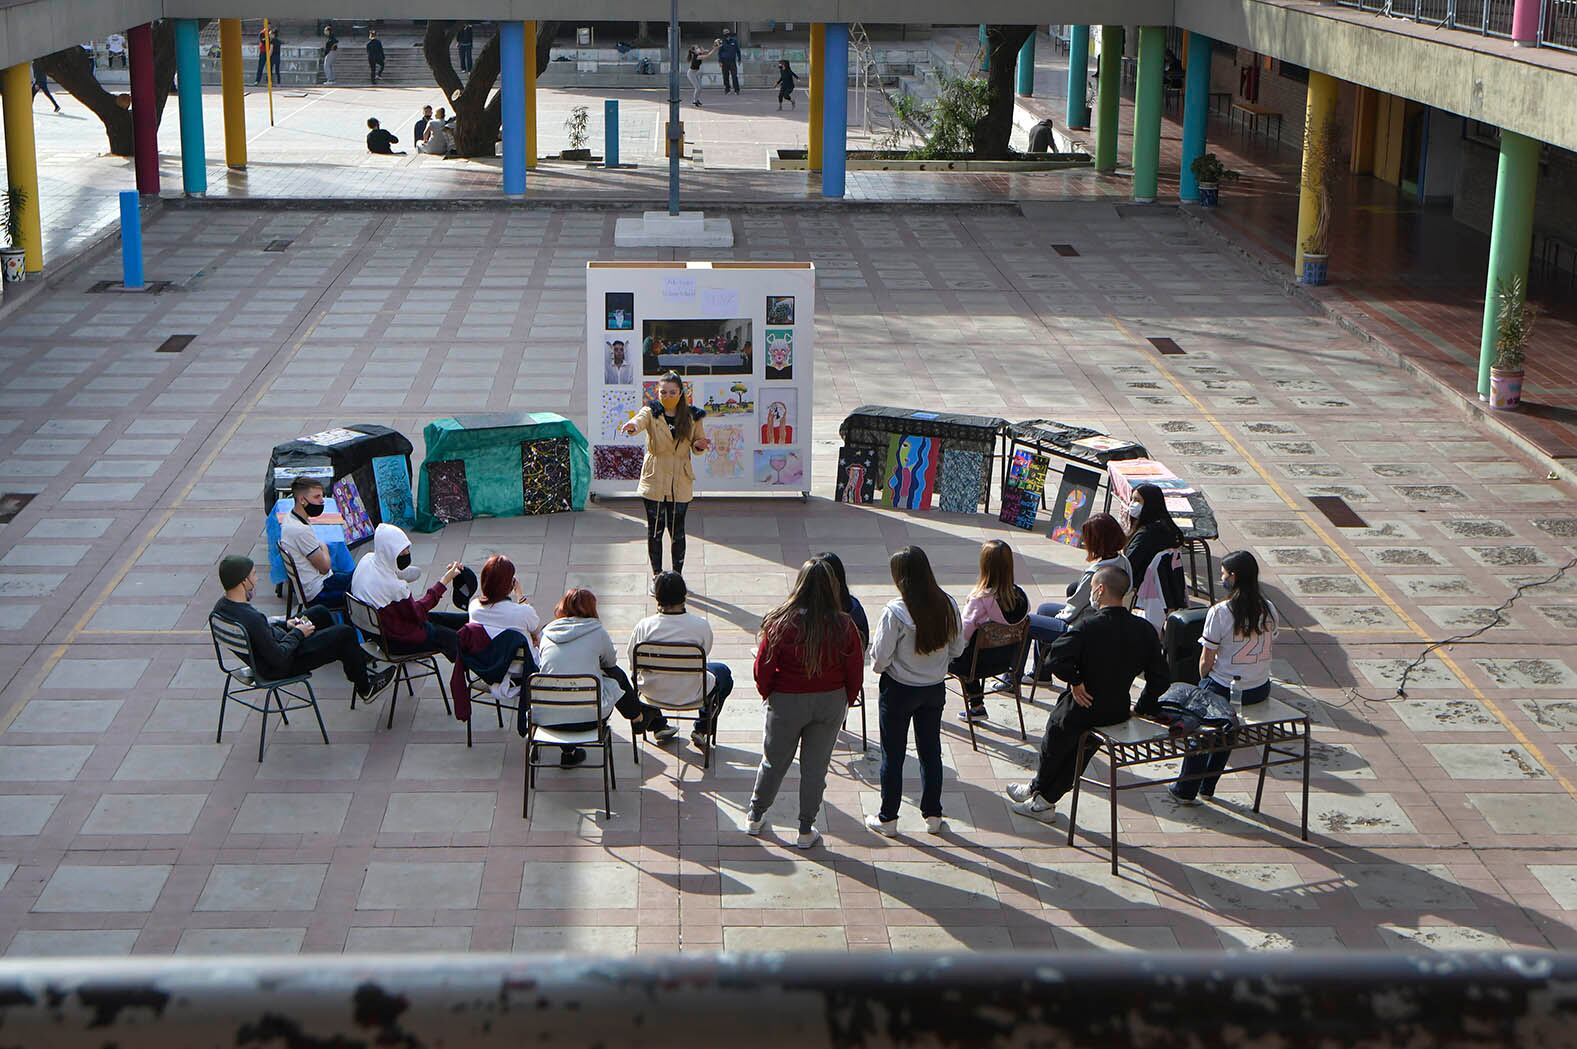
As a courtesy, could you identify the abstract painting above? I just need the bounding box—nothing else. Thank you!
[599,388,642,443]
[521,438,573,516]
[754,449,804,487]
[1007,449,1051,495]
[836,446,880,504]
[764,328,793,380]
[1047,464,1102,546]
[697,424,747,481]
[766,295,795,325]
[883,434,939,511]
[426,460,473,524]
[332,474,374,543]
[758,389,797,446]
[699,380,755,417]
[937,448,985,514]
[998,486,1041,530]
[372,454,414,528]
[593,445,644,481]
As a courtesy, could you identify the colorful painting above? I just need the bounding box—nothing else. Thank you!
[754,449,804,487]
[998,486,1041,530]
[697,424,747,481]
[426,460,473,524]
[605,291,634,330]
[937,449,985,514]
[641,318,753,376]
[521,438,573,516]
[600,388,642,443]
[641,379,696,406]
[371,454,414,528]
[700,380,755,417]
[836,446,880,504]
[883,434,940,511]
[766,295,795,325]
[1048,464,1102,547]
[1007,449,1051,495]
[764,328,794,381]
[758,389,797,446]
[332,475,374,543]
[593,445,644,481]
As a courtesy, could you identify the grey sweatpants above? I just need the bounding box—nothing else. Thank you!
[747,688,847,832]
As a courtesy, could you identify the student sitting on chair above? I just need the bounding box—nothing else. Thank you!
[952,539,1030,722]
[278,477,354,610]
[627,571,734,750]
[351,523,467,661]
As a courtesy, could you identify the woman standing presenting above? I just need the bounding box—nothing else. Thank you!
[620,371,710,590]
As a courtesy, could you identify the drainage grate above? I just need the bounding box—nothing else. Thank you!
[87,280,175,294]
[0,492,36,524]
[264,239,293,252]
[156,334,197,354]
[1309,495,1367,528]
[1147,337,1185,356]
[1052,244,1079,257]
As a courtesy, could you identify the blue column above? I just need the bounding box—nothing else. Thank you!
[1178,33,1213,202]
[499,22,526,196]
[822,23,849,199]
[119,191,144,289]
[604,99,619,168]
[1066,26,1091,129]
[174,19,206,195]
[1016,31,1035,96]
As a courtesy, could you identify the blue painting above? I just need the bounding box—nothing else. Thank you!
[372,454,414,528]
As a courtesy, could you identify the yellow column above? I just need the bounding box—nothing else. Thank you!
[1294,70,1338,275]
[524,20,538,170]
[219,19,247,169]
[1,63,44,273]
[808,23,824,172]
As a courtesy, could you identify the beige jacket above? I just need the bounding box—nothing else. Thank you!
[631,405,707,503]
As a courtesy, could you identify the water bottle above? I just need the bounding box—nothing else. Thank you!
[1229,675,1243,718]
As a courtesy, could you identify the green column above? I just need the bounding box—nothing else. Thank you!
[1476,129,1540,398]
[1131,26,1164,202]
[1094,26,1123,174]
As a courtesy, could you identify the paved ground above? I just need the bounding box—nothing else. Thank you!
[0,199,1575,956]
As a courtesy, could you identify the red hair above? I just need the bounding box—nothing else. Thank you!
[478,554,515,606]
[553,587,599,620]
[1081,512,1127,561]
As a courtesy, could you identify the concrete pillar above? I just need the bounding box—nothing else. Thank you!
[1293,70,1339,275]
[1016,31,1035,96]
[524,21,538,170]
[1066,26,1090,129]
[1131,26,1164,203]
[174,19,207,195]
[499,22,526,195]
[0,64,44,272]
[219,19,247,169]
[1178,32,1213,202]
[1511,0,1541,45]
[822,23,848,199]
[1476,129,1539,397]
[129,23,159,195]
[808,23,824,172]
[1094,26,1123,174]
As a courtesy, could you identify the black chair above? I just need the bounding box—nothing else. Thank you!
[844,684,868,752]
[278,541,306,620]
[209,613,327,762]
[631,640,713,769]
[344,593,452,728]
[949,618,1033,751]
[522,673,616,820]
[461,638,532,748]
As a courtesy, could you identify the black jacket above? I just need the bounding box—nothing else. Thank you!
[212,597,303,681]
[1044,605,1170,724]
[1124,521,1188,610]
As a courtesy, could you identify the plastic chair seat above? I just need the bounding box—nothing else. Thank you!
[534,724,603,747]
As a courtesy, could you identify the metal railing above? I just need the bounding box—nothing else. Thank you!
[0,952,1574,1047]
[1328,0,1577,44]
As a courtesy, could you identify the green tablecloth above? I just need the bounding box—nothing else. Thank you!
[414,413,590,533]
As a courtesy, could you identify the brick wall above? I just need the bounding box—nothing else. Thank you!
[1454,134,1577,249]
[1205,47,1360,163]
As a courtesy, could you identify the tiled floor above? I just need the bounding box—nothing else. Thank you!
[0,201,1575,956]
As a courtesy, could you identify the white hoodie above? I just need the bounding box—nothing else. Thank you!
[870,595,966,687]
[537,616,622,720]
[351,522,423,609]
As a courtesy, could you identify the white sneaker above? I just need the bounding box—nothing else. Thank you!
[646,576,656,596]
[745,816,764,836]
[925,816,946,835]
[1005,782,1036,803]
[864,813,897,837]
[795,829,820,850]
[652,724,679,743]
[1009,793,1056,822]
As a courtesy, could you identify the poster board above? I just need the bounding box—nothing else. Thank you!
[585,261,815,498]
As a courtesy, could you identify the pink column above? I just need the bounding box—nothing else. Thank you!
[1512,0,1541,45]
[129,22,159,194]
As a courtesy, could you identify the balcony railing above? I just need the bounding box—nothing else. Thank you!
[1332,0,1577,50]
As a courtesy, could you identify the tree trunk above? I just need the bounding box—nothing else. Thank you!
[39,21,193,157]
[973,25,1034,159]
[422,20,558,158]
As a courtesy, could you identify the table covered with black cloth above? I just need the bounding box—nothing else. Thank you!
[262,425,415,546]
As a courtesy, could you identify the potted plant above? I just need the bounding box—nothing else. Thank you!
[0,185,26,284]
[561,105,591,160]
[1490,276,1535,410]
[1299,113,1337,286]
[1189,153,1238,208]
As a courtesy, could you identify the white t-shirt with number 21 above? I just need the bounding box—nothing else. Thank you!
[1201,600,1278,690]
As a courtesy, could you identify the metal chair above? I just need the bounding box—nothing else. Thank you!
[343,593,452,728]
[950,618,1032,752]
[209,613,327,762]
[461,637,532,748]
[522,673,616,820]
[844,684,868,752]
[278,541,307,620]
[630,641,713,769]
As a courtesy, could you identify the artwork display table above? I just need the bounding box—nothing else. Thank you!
[415,413,590,533]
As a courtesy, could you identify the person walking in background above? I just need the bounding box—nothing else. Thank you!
[31,61,61,112]
[82,42,97,72]
[366,30,386,84]
[718,30,742,95]
[746,559,865,849]
[106,32,127,69]
[256,24,281,85]
[776,60,798,110]
[457,23,475,72]
[321,25,339,85]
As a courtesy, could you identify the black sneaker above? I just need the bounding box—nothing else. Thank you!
[356,666,396,703]
[560,747,587,767]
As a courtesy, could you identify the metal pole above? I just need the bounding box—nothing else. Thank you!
[119,190,145,289]
[264,17,276,127]
[668,0,680,215]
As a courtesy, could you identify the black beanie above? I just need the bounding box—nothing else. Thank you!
[219,555,254,591]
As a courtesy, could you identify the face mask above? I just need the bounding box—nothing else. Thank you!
[659,392,681,413]
[243,579,255,602]
[1128,501,1143,518]
[304,501,325,518]
[396,552,412,570]
[399,565,423,582]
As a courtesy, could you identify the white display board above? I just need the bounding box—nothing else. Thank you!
[585,261,816,498]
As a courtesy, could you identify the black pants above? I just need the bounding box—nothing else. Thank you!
[878,675,945,821]
[387,609,468,662]
[1029,692,1129,805]
[255,51,280,84]
[722,61,740,93]
[643,498,689,576]
[289,606,375,690]
[32,78,59,108]
[369,57,384,81]
[458,43,473,71]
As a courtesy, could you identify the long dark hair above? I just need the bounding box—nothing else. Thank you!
[1222,550,1273,638]
[654,371,693,442]
[814,551,853,612]
[890,546,957,655]
[1127,484,1183,544]
[760,559,847,675]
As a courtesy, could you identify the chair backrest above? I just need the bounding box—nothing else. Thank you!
[526,673,603,727]
[631,640,707,709]
[970,617,1030,676]
[209,613,256,678]
[277,540,308,610]
[344,593,387,652]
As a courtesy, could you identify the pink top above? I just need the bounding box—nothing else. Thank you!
[960,587,1028,643]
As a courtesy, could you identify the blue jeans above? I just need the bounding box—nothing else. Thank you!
[648,660,733,734]
[310,570,353,611]
[1173,677,1271,799]
[877,674,945,821]
[1020,601,1068,678]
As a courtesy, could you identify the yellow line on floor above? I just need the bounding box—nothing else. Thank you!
[1112,317,1577,800]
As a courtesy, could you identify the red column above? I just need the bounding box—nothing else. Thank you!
[129,22,159,194]
[1511,0,1541,44]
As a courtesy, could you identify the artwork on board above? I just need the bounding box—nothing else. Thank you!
[754,449,804,487]
[599,388,642,443]
[592,445,644,481]
[371,454,415,528]
[697,424,748,481]
[766,295,795,325]
[758,389,798,446]
[641,319,753,376]
[937,449,986,514]
[605,292,635,331]
[1007,448,1051,495]
[699,380,755,417]
[333,475,374,543]
[764,328,794,381]
[883,434,940,511]
[426,460,473,524]
[1047,464,1103,547]
[521,438,573,516]
[836,446,880,504]
[641,379,696,406]
[603,339,636,384]
[998,486,1042,530]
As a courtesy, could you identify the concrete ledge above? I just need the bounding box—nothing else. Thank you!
[769,152,1090,172]
[615,211,734,247]
[158,195,1025,215]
